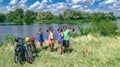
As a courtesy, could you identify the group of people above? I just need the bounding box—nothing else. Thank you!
[37,25,74,55]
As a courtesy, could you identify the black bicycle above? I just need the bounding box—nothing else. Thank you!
[14,38,25,64]
[24,43,33,63]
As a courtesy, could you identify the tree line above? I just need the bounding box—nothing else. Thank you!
[0,8,117,24]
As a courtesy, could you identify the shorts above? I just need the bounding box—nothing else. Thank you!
[63,40,69,48]
[58,40,63,45]
[48,39,54,45]
[38,39,44,43]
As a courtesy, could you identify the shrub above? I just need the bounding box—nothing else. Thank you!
[24,17,34,24]
[98,20,118,36]
[80,27,91,35]
[70,33,80,37]
[3,34,15,47]
[13,18,23,25]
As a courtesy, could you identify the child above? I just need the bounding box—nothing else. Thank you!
[37,28,44,50]
[63,25,74,53]
[47,27,54,52]
[57,27,63,55]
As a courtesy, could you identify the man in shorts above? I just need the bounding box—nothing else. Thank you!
[63,25,74,53]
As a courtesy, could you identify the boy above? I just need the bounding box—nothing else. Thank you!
[63,25,74,53]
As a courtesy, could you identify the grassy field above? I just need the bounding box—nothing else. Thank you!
[0,34,120,67]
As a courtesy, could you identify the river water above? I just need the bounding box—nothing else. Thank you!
[0,19,120,43]
[0,23,80,42]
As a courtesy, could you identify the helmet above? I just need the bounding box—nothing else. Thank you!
[25,37,30,42]
[30,36,35,42]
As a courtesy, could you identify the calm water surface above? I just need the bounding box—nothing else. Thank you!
[0,23,80,42]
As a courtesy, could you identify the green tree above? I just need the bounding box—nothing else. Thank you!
[45,11,53,20]
[24,10,36,24]
[63,9,74,20]
[37,12,45,20]
[0,13,5,22]
[98,20,118,35]
[15,8,24,18]
[5,11,17,22]
[37,11,53,20]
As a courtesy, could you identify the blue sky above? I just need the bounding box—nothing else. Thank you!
[0,0,120,16]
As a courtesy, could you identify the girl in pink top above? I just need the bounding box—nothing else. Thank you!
[47,27,54,52]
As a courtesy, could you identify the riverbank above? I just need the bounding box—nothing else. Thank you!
[35,19,91,24]
[0,34,120,67]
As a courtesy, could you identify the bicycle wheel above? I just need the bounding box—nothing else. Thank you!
[14,52,18,63]
[18,51,23,64]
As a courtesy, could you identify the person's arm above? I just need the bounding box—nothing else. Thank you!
[61,32,63,37]
[69,29,75,32]
[37,31,41,34]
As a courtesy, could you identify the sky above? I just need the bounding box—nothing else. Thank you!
[0,0,120,16]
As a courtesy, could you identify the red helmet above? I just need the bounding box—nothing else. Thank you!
[30,36,35,42]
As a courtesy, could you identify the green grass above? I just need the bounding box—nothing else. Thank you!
[1,34,120,67]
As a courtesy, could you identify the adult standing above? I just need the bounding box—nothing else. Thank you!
[63,25,74,53]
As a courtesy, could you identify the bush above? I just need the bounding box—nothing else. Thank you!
[70,33,80,37]
[3,34,15,47]
[80,27,91,35]
[13,18,23,25]
[24,17,34,24]
[98,20,118,36]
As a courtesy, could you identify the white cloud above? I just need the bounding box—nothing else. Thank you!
[72,0,80,4]
[42,0,47,2]
[0,0,3,2]
[0,0,120,16]
[84,9,93,13]
[84,5,88,8]
[71,5,83,10]
[7,0,28,12]
[19,4,27,10]
[67,0,99,5]
[109,2,120,10]
[9,0,18,5]
[105,0,117,4]
[48,3,68,15]
[99,0,119,7]
[49,0,53,3]
[18,0,28,11]
[28,1,41,10]
[19,0,27,4]
[6,6,16,12]
[42,0,53,3]
[28,1,47,11]
[38,2,47,10]
[99,0,120,12]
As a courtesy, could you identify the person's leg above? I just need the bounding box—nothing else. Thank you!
[59,44,63,55]
[65,40,68,52]
[51,44,54,52]
[38,42,40,49]
[51,40,54,52]
[48,44,51,52]
[66,40,70,53]
[63,40,66,53]
[40,42,43,49]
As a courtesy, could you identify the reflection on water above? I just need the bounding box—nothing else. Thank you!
[0,24,80,42]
